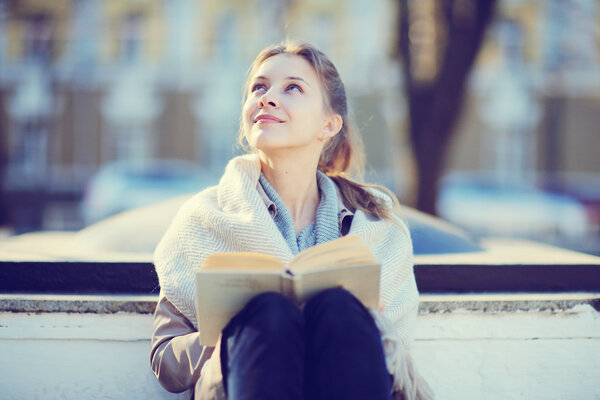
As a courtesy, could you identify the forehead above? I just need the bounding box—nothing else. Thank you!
[251,54,319,83]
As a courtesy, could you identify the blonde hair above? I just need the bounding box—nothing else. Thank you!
[238,39,397,220]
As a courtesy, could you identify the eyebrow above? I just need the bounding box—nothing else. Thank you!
[254,75,311,86]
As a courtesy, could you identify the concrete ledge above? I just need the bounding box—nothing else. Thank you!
[2,292,599,314]
[0,294,158,314]
[419,292,600,313]
[2,259,600,294]
[2,239,599,295]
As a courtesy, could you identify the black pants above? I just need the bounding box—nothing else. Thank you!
[220,288,393,400]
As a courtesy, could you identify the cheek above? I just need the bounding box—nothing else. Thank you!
[242,121,253,146]
[241,100,254,129]
[242,98,253,119]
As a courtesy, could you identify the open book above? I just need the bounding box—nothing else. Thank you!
[195,235,381,346]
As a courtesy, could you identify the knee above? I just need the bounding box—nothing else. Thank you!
[307,287,359,312]
[242,292,301,334]
[304,288,369,329]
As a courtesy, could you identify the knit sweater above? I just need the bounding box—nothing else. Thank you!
[153,153,433,400]
[258,170,340,254]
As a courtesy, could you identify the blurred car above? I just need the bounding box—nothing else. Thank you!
[437,172,589,241]
[0,193,483,261]
[81,159,217,225]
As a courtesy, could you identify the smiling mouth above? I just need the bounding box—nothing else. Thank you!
[254,115,284,124]
[255,119,282,124]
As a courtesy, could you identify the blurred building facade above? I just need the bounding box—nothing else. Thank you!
[443,0,600,253]
[0,0,401,232]
[450,0,600,178]
[0,0,599,252]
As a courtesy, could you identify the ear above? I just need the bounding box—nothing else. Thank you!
[322,113,343,138]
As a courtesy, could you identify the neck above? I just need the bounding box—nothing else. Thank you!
[259,152,321,234]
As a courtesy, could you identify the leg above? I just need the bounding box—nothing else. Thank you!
[220,292,303,400]
[303,288,392,400]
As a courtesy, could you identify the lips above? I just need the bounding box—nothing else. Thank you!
[254,114,283,124]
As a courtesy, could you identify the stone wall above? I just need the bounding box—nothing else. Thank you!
[1,293,599,400]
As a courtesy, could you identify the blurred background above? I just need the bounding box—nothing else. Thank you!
[0,0,598,255]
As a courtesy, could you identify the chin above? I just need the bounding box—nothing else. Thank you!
[252,141,287,154]
[249,131,287,150]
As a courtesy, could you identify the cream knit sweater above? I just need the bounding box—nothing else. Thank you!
[154,154,433,400]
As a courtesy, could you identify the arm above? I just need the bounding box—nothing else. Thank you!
[150,293,215,393]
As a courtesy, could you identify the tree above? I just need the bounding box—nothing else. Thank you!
[397,0,497,215]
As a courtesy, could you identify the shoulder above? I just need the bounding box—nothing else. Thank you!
[178,185,219,215]
[156,185,219,248]
[364,185,411,239]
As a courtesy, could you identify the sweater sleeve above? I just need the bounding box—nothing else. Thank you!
[378,212,419,350]
[370,211,434,400]
[384,249,419,350]
[150,293,215,393]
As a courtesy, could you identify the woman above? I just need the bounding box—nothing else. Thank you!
[151,40,433,400]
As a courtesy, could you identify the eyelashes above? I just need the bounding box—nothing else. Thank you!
[250,83,266,92]
[250,83,303,93]
[286,83,302,92]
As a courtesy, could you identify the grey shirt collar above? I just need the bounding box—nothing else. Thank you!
[255,173,354,236]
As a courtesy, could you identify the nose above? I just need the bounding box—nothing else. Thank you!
[258,89,278,109]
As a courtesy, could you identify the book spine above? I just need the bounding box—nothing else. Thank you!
[280,269,297,303]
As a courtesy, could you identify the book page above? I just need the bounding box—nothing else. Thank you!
[201,252,284,271]
[195,270,283,346]
[294,263,380,308]
[195,235,379,346]
[290,235,377,272]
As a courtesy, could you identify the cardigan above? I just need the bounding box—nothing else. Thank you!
[150,187,357,399]
[152,153,433,400]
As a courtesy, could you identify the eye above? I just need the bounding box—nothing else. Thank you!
[251,83,267,93]
[286,83,303,93]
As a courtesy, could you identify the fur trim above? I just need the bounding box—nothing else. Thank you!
[371,309,435,400]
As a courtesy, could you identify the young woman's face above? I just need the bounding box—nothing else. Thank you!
[242,54,333,154]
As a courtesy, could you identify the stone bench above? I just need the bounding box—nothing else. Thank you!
[1,292,599,400]
[1,235,599,399]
